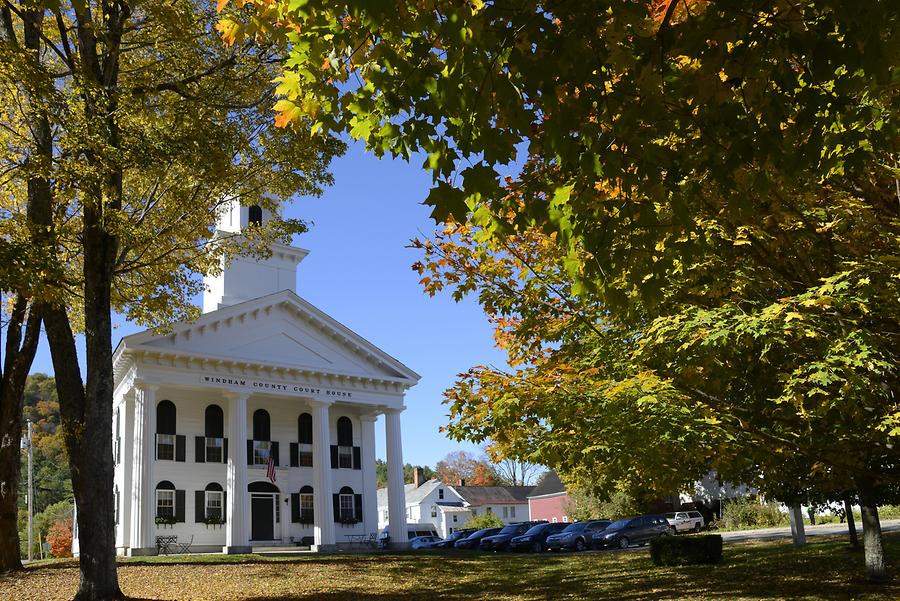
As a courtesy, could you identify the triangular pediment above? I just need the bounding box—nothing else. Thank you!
[121,290,419,384]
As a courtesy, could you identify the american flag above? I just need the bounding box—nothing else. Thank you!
[266,454,276,483]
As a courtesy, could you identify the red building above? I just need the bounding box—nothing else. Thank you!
[527,471,570,523]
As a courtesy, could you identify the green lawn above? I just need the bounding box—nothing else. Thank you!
[3,534,900,600]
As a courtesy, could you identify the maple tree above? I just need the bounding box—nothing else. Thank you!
[224,0,899,580]
[0,0,341,596]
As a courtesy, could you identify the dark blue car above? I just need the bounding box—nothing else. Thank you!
[454,527,502,550]
[591,515,673,549]
[509,521,568,552]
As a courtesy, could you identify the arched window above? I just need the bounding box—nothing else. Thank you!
[249,481,279,493]
[203,404,225,463]
[252,409,272,465]
[337,486,356,522]
[205,405,224,438]
[204,482,224,521]
[248,205,263,227]
[299,485,314,523]
[298,413,312,444]
[156,480,176,518]
[336,416,353,446]
[253,409,271,441]
[297,413,313,467]
[157,401,176,434]
[156,401,177,460]
[336,417,353,468]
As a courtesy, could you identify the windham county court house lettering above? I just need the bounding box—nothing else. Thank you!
[97,201,420,554]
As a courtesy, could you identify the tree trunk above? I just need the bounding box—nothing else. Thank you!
[0,3,52,571]
[0,299,41,571]
[860,499,886,581]
[844,497,859,550]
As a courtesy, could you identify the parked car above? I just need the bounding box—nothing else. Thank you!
[480,522,542,551]
[409,535,443,550]
[378,523,440,547]
[454,527,502,550]
[665,511,705,533]
[509,521,568,552]
[430,529,476,549]
[590,515,673,549]
[545,520,611,552]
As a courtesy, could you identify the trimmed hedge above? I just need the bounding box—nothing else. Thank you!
[649,535,723,566]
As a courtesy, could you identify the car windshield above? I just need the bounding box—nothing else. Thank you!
[523,523,548,536]
[607,518,631,530]
[470,528,496,538]
[498,524,523,535]
[562,522,586,533]
[448,531,466,541]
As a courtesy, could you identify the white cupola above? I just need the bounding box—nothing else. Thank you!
[202,199,309,313]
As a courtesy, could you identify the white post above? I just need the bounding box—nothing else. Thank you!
[789,505,806,547]
[385,408,408,546]
[311,400,335,549]
[224,392,250,553]
[360,414,379,537]
[129,383,157,554]
[120,390,135,549]
[26,420,33,561]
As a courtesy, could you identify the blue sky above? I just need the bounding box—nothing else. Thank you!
[28,140,508,468]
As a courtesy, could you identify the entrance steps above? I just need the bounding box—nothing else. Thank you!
[251,543,313,555]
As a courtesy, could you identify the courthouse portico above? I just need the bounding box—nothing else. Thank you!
[111,201,419,554]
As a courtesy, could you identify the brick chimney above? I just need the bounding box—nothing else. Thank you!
[414,467,423,488]
[458,478,466,487]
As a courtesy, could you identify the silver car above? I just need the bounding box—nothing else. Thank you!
[409,535,443,550]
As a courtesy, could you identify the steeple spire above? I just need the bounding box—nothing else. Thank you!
[202,199,308,313]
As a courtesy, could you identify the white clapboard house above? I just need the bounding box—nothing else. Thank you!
[109,201,419,554]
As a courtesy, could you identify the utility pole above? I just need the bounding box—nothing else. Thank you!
[26,419,33,561]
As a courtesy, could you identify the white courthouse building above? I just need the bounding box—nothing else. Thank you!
[110,201,419,554]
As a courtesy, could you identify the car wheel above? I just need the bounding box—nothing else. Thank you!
[574,538,585,552]
[618,537,629,550]
[693,523,701,533]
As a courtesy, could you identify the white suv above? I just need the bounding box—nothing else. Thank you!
[665,511,705,533]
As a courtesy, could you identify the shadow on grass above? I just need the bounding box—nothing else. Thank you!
[117,535,900,601]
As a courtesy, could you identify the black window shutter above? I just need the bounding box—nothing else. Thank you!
[332,494,340,523]
[195,437,206,463]
[195,490,205,522]
[175,489,185,523]
[330,445,338,469]
[289,443,299,467]
[354,494,362,522]
[291,493,300,523]
[222,491,227,522]
[154,434,158,460]
[352,446,361,470]
[247,440,253,465]
[175,435,186,462]
[223,438,228,464]
[271,441,280,466]
[116,439,121,464]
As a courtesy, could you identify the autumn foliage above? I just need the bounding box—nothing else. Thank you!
[46,517,72,558]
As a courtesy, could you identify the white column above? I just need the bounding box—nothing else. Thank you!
[360,414,379,536]
[311,400,335,548]
[129,383,157,555]
[385,408,408,545]
[121,390,135,550]
[224,392,250,553]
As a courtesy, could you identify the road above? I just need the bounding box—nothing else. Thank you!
[718,518,900,543]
